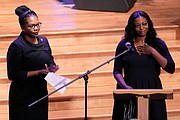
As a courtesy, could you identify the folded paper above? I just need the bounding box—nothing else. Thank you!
[45,72,70,94]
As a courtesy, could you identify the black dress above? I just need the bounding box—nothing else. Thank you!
[7,32,56,120]
[112,39,175,120]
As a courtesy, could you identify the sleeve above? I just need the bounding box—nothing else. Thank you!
[159,40,175,74]
[113,40,126,76]
[7,42,27,82]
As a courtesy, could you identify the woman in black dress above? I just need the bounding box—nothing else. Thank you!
[7,5,59,120]
[112,10,175,120]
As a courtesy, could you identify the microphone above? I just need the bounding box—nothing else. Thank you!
[125,42,134,51]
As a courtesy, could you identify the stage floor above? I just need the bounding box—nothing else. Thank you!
[0,0,180,35]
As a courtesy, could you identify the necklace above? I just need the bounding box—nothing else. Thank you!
[133,39,145,47]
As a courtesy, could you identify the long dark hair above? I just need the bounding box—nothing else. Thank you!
[124,10,159,48]
[15,5,38,25]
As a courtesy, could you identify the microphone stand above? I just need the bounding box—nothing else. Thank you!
[29,47,131,120]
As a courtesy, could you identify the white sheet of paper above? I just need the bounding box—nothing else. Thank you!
[45,72,70,94]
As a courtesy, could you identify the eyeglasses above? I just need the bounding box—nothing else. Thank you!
[26,22,42,29]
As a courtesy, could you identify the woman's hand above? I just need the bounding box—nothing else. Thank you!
[48,65,59,73]
[121,84,133,89]
[37,64,59,75]
[124,85,133,89]
[36,64,49,75]
[28,64,59,77]
[136,43,155,55]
